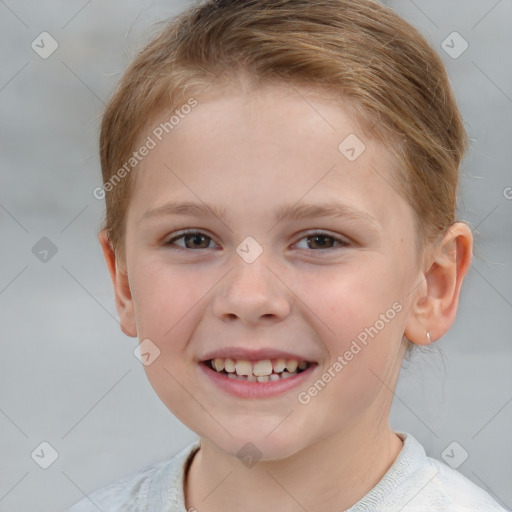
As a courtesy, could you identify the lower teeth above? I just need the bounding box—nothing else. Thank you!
[225,371,299,381]
[207,361,308,381]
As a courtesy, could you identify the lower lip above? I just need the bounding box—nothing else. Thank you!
[199,362,317,399]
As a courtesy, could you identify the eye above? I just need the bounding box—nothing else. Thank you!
[294,231,349,251]
[165,230,216,250]
[164,230,349,252]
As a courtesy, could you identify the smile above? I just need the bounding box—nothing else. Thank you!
[206,357,310,381]
[199,357,318,399]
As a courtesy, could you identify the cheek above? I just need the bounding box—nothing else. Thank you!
[299,259,402,337]
[130,261,207,422]
[296,260,406,391]
[130,259,204,340]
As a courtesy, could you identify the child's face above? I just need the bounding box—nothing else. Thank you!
[120,84,424,459]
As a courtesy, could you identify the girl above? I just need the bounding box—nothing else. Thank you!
[68,0,506,510]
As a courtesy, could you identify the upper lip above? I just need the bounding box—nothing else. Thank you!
[199,348,317,363]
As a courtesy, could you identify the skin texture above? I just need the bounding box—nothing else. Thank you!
[99,83,473,511]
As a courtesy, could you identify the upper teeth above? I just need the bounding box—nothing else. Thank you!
[211,357,308,376]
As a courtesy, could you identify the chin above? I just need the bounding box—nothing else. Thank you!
[208,429,306,463]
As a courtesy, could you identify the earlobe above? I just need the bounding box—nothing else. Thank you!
[404,223,473,346]
[98,230,138,338]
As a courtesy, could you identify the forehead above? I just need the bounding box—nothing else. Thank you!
[128,83,411,233]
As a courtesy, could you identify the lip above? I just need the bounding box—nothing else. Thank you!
[199,347,315,363]
[199,361,318,399]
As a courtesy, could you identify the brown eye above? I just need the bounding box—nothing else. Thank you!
[295,232,348,251]
[306,234,336,249]
[167,231,214,250]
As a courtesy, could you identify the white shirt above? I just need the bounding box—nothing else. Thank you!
[65,432,507,511]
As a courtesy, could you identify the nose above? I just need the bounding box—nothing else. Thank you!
[211,251,291,326]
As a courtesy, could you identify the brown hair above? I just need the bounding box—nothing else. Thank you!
[99,0,468,267]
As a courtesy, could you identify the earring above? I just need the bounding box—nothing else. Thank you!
[426,331,431,343]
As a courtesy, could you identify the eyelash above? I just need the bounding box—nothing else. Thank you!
[164,229,350,252]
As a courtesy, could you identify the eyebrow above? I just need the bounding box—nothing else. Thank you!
[141,200,379,229]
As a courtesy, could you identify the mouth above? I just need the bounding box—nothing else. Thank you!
[201,356,314,382]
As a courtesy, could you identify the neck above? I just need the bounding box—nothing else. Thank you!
[185,420,403,512]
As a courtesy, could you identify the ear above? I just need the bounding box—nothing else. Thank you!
[98,230,138,338]
[404,222,473,345]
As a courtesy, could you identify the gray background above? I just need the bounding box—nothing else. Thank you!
[1,1,511,511]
